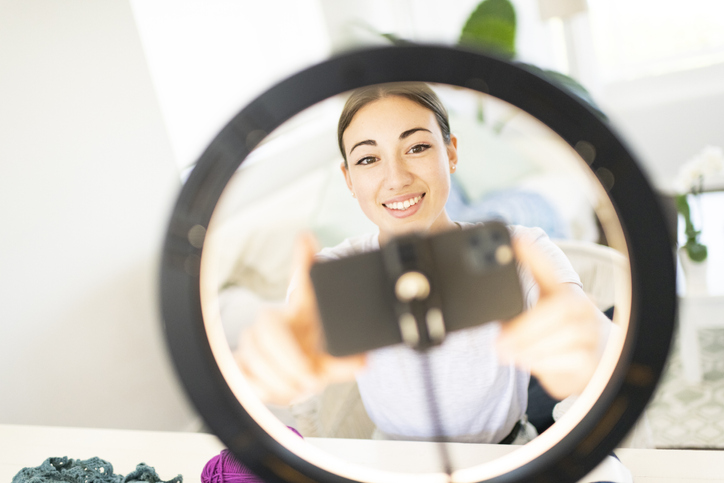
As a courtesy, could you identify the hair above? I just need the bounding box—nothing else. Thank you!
[337,83,452,167]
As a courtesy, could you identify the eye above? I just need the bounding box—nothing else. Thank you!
[355,156,378,166]
[407,143,431,154]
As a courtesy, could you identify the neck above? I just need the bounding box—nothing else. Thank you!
[378,212,458,245]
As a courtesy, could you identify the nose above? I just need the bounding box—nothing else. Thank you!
[384,156,414,191]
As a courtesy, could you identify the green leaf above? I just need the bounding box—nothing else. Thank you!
[459,0,516,59]
[675,193,700,240]
[516,63,606,119]
[677,194,707,260]
[685,240,708,262]
[380,32,415,46]
[675,194,691,218]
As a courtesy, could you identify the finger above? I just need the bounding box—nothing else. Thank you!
[252,311,319,391]
[528,351,599,399]
[512,236,562,297]
[288,232,319,315]
[499,297,565,348]
[319,353,367,385]
[499,286,596,353]
[237,323,315,404]
[236,340,293,404]
[500,326,598,369]
[237,326,299,403]
[498,294,572,354]
[236,361,273,403]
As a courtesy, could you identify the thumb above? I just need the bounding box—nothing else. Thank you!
[512,235,562,297]
[287,231,320,317]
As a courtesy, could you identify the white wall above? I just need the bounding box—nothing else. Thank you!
[129,0,331,171]
[0,0,197,430]
[600,62,724,191]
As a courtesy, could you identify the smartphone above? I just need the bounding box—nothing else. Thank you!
[310,222,524,357]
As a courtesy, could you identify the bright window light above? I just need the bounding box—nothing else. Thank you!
[588,0,724,81]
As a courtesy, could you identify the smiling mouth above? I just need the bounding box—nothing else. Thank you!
[382,194,424,211]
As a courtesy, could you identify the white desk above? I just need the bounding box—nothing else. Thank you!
[2,424,723,482]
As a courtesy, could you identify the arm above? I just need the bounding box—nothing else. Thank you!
[497,235,612,400]
[234,233,365,405]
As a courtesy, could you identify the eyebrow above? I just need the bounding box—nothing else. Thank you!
[349,139,376,155]
[348,127,433,156]
[400,127,431,139]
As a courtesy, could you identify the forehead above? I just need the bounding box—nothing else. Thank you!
[343,96,439,143]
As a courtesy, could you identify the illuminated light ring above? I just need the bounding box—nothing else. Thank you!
[160,45,676,483]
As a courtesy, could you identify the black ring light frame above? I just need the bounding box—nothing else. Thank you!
[161,45,676,483]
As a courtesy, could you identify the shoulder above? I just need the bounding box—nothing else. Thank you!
[457,221,547,244]
[457,222,551,252]
[507,224,551,242]
[458,222,582,305]
[316,232,380,261]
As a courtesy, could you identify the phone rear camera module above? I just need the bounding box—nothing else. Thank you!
[495,244,514,265]
[465,244,498,272]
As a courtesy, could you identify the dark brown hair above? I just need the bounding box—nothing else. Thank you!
[338,83,452,167]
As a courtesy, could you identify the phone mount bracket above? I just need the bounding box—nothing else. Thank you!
[382,234,446,351]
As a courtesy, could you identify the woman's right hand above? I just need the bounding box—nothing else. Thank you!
[234,232,366,405]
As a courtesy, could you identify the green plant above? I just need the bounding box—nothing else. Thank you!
[672,146,724,262]
[459,0,516,59]
[675,193,708,262]
[457,0,605,119]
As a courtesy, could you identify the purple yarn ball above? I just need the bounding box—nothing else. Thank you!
[200,427,303,483]
[201,450,261,483]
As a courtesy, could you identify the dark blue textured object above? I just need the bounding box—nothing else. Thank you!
[12,457,181,483]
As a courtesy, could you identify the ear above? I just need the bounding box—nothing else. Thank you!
[447,134,459,173]
[340,161,355,197]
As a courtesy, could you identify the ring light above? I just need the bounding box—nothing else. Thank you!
[160,45,676,483]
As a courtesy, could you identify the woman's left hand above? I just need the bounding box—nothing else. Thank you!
[496,237,612,400]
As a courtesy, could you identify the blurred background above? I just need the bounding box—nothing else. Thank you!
[2,0,723,449]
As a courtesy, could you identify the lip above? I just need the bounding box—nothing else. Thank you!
[382,193,425,219]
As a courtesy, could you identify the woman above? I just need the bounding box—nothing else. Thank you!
[235,83,610,444]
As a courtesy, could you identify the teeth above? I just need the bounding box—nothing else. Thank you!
[385,196,421,211]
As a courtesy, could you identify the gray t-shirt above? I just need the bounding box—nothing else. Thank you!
[315,224,582,443]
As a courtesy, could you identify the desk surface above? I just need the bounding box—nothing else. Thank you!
[2,424,723,483]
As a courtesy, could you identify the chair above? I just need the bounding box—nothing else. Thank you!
[551,239,653,448]
[527,239,628,435]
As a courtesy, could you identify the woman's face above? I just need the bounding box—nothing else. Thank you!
[341,96,458,243]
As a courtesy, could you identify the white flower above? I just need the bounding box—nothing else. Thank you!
[674,145,724,194]
[698,145,724,175]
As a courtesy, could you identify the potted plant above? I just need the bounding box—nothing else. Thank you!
[674,146,724,294]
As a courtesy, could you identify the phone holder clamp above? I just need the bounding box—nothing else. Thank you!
[382,235,446,351]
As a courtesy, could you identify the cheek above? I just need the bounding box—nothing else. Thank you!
[424,158,451,188]
[428,166,452,203]
[349,173,377,203]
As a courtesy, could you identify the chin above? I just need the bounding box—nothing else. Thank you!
[384,220,430,238]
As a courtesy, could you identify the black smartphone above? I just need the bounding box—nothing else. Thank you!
[309,222,525,357]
